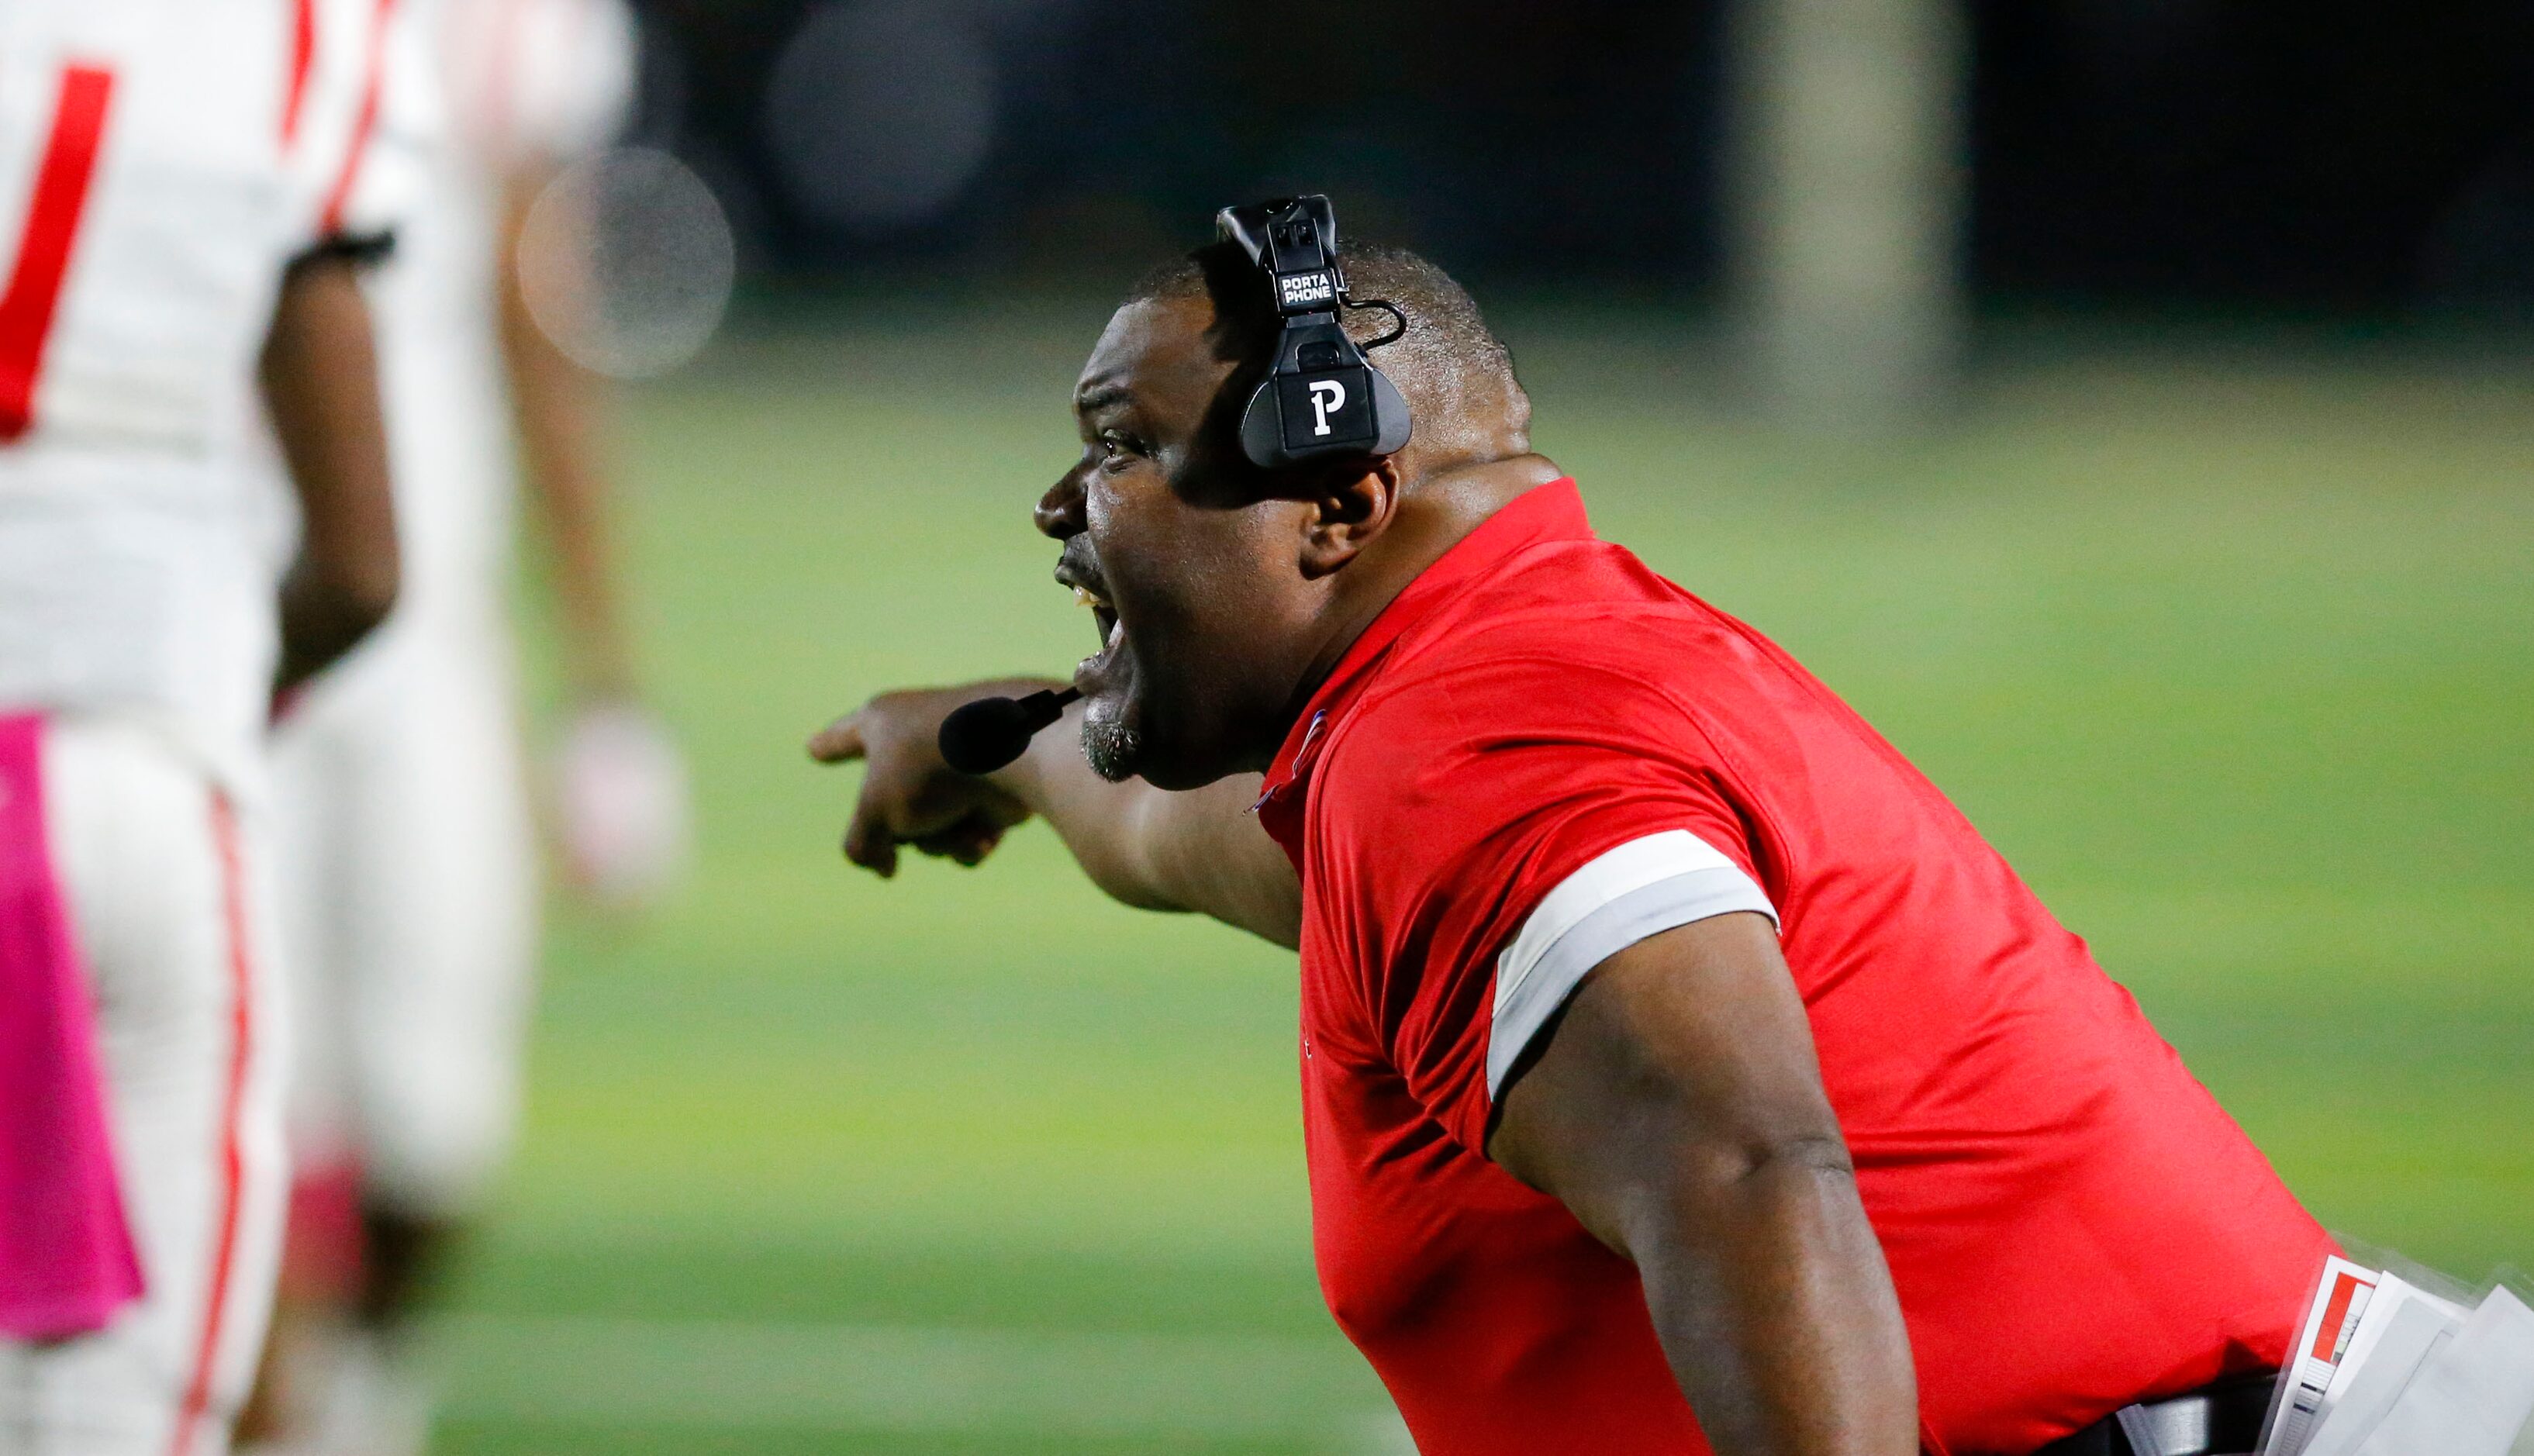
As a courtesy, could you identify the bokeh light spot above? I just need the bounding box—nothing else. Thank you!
[518,145,737,379]
[758,0,998,234]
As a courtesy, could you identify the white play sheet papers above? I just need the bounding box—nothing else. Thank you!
[2257,1254,2534,1456]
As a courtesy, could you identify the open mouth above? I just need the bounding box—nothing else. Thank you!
[1070,583,1121,654]
[1055,557,1140,771]
[1057,556,1126,670]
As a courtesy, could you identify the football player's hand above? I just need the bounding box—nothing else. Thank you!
[807,684,1037,877]
[554,700,692,908]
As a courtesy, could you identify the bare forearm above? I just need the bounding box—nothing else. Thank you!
[1634,1153,1917,1456]
[499,166,632,696]
[985,683,1136,879]
[988,684,1296,944]
[264,253,399,690]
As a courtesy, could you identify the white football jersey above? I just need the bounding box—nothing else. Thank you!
[354,0,636,618]
[0,0,403,789]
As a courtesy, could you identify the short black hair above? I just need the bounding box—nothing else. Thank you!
[1124,239,1530,461]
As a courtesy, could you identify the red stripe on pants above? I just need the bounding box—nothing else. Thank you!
[171,795,255,1456]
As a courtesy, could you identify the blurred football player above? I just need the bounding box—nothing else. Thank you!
[0,0,406,1449]
[244,0,686,1447]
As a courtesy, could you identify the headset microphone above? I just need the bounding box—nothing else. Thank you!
[939,686,1080,776]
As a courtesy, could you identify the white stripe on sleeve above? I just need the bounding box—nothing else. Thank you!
[1487,830,1777,1099]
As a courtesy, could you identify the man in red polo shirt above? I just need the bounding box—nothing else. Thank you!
[810,227,2335,1455]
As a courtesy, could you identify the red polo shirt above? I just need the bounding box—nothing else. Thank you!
[1252,480,2331,1456]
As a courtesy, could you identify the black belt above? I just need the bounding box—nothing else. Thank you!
[2033,1374,2279,1456]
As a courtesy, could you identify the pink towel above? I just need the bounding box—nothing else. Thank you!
[0,714,142,1340]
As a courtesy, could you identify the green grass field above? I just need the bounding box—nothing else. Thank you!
[437,305,2534,1452]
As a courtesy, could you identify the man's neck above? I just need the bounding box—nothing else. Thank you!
[1278,452,1565,729]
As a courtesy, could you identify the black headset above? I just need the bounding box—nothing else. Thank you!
[1213,195,1414,471]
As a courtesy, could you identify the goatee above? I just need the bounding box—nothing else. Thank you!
[1081,716,1143,783]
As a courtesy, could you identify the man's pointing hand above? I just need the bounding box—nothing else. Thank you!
[808,684,1038,877]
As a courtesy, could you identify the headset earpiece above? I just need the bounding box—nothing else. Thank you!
[1215,195,1414,471]
[1234,318,1415,467]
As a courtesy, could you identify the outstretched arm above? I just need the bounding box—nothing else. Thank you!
[1488,912,1918,1456]
[808,681,1300,949]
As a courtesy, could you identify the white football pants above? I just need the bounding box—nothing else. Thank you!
[268,613,536,1220]
[0,716,287,1456]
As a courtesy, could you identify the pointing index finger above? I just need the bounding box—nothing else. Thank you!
[807,712,868,764]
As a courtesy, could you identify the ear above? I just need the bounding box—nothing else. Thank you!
[1298,457,1403,580]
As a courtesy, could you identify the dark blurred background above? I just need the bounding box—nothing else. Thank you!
[628,0,2534,319]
